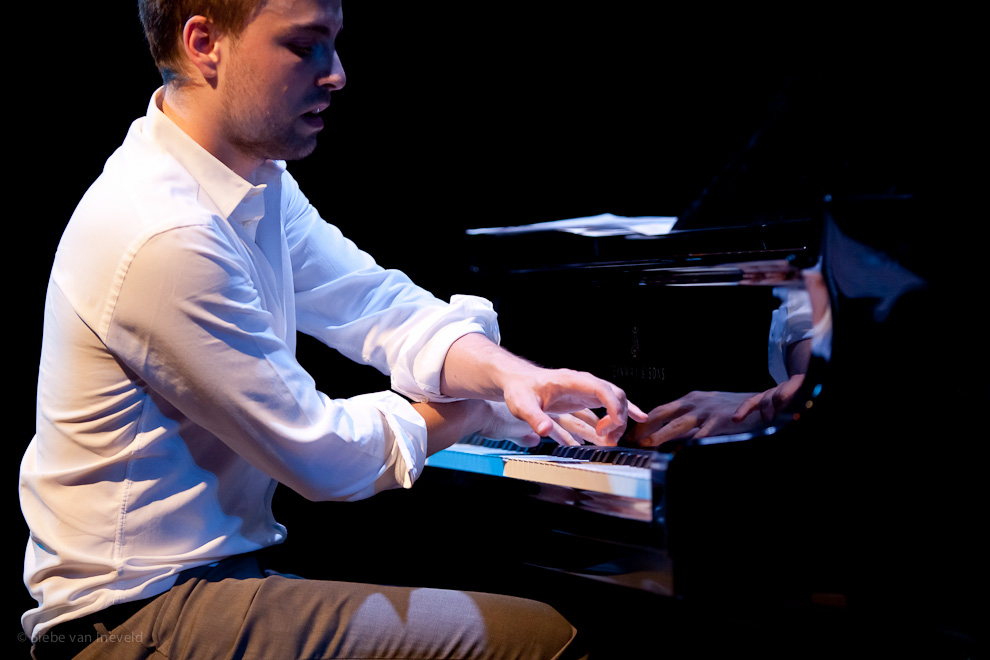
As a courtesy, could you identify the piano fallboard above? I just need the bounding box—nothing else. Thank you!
[426,436,668,522]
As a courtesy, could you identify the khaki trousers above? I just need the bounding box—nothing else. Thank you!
[33,553,580,660]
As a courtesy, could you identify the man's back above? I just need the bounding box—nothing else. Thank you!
[21,99,290,641]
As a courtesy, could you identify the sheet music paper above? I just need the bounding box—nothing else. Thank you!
[465,213,677,238]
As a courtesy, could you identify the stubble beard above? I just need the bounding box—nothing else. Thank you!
[222,104,319,164]
[220,68,319,165]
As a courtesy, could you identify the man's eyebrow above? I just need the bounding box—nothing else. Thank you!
[280,20,342,39]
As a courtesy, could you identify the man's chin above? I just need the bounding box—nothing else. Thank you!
[265,136,320,163]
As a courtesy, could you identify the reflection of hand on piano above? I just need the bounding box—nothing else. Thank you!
[631,390,768,447]
[732,374,806,425]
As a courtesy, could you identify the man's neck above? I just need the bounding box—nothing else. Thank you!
[161,85,260,180]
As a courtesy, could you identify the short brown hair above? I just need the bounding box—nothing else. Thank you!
[137,0,267,85]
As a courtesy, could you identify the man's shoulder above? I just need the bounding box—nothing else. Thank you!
[55,132,225,288]
[69,129,217,245]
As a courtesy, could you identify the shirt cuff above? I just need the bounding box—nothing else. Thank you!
[392,294,500,402]
[350,391,428,490]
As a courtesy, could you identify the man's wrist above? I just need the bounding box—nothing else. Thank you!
[441,333,532,400]
[417,398,489,456]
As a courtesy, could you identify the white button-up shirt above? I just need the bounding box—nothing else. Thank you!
[19,89,499,640]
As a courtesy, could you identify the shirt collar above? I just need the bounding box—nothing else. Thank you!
[143,88,286,225]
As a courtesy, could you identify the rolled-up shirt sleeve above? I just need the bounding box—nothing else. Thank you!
[105,216,469,502]
[104,165,500,501]
[282,172,500,402]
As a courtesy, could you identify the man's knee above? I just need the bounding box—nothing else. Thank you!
[472,592,578,659]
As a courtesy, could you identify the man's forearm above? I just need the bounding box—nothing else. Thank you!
[413,398,487,456]
[438,332,645,445]
[439,333,529,400]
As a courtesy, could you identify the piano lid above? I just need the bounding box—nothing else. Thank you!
[466,218,820,288]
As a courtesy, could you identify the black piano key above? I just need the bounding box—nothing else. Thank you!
[546,444,658,467]
[461,434,658,465]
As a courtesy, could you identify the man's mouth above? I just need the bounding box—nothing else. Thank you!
[301,105,327,128]
[308,102,330,116]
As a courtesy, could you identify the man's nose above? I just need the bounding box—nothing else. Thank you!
[318,50,346,90]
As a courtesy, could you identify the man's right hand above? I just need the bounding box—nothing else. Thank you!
[477,400,604,448]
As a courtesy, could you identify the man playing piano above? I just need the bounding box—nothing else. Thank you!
[19,1,645,658]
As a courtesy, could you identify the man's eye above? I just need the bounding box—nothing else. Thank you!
[288,43,314,57]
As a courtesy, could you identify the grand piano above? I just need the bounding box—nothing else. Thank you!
[412,62,982,657]
[413,194,981,658]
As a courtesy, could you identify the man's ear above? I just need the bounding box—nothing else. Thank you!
[180,15,223,82]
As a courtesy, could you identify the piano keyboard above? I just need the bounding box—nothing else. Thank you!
[426,436,662,517]
[426,435,673,595]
